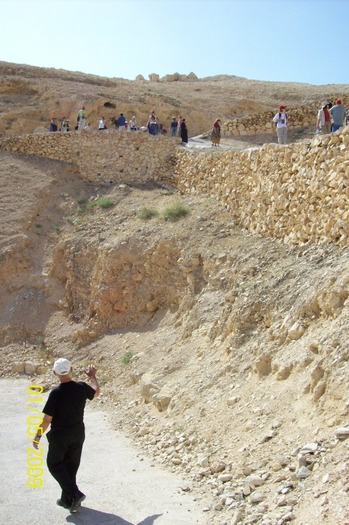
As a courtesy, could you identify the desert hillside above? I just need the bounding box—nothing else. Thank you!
[0,62,349,525]
[1,60,348,137]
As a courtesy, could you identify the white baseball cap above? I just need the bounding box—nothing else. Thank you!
[53,358,71,375]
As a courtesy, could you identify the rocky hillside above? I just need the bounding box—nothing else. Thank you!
[1,60,349,137]
[1,62,349,525]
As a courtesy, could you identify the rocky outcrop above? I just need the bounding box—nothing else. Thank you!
[148,73,160,82]
[151,72,199,82]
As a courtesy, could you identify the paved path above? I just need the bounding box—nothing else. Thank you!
[184,135,260,152]
[0,379,206,525]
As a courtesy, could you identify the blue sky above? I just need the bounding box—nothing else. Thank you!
[1,0,348,85]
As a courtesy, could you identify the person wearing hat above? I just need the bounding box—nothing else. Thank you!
[33,358,100,513]
[329,99,346,132]
[273,105,288,144]
[316,101,331,135]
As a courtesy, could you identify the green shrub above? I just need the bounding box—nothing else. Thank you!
[76,196,114,212]
[138,207,159,220]
[162,202,189,222]
[92,197,114,209]
[122,351,133,365]
[76,195,88,205]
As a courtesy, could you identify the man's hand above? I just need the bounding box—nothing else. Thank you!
[33,435,41,450]
[85,364,97,378]
[85,365,100,397]
[32,415,52,448]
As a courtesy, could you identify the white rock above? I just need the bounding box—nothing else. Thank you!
[296,466,311,478]
[334,427,349,438]
[245,475,265,486]
[300,442,318,453]
[250,491,264,503]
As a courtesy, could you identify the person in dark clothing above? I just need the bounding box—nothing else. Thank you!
[33,358,100,513]
[49,117,58,132]
[117,112,126,130]
[170,116,178,137]
[180,118,188,143]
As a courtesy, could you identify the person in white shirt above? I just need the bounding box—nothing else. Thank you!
[98,116,106,130]
[316,101,331,134]
[273,105,287,144]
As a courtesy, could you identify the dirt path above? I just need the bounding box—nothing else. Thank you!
[1,378,206,525]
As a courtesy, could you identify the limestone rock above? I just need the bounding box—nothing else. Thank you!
[140,377,160,403]
[148,73,160,82]
[187,72,198,80]
[334,427,349,439]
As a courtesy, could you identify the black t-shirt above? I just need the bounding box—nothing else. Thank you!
[43,381,95,430]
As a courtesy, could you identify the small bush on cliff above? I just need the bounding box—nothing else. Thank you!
[90,197,114,209]
[162,202,189,222]
[138,207,159,220]
[122,351,133,365]
[76,195,88,205]
[75,196,114,215]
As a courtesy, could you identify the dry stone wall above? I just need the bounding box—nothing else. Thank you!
[1,127,348,247]
[175,128,349,246]
[0,130,176,184]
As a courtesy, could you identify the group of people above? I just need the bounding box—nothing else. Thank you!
[48,107,189,140]
[316,99,347,134]
[168,115,188,143]
[49,99,348,146]
[111,111,166,135]
[49,116,70,132]
[49,106,87,132]
[273,99,348,145]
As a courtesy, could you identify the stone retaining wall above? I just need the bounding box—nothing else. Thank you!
[0,130,177,184]
[1,127,348,247]
[175,128,349,246]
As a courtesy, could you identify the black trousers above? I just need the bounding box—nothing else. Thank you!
[46,424,85,503]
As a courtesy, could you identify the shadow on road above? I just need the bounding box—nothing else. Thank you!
[66,508,162,525]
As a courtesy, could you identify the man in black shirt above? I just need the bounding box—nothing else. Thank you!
[33,358,100,513]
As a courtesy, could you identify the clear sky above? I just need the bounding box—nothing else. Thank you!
[1,0,348,85]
